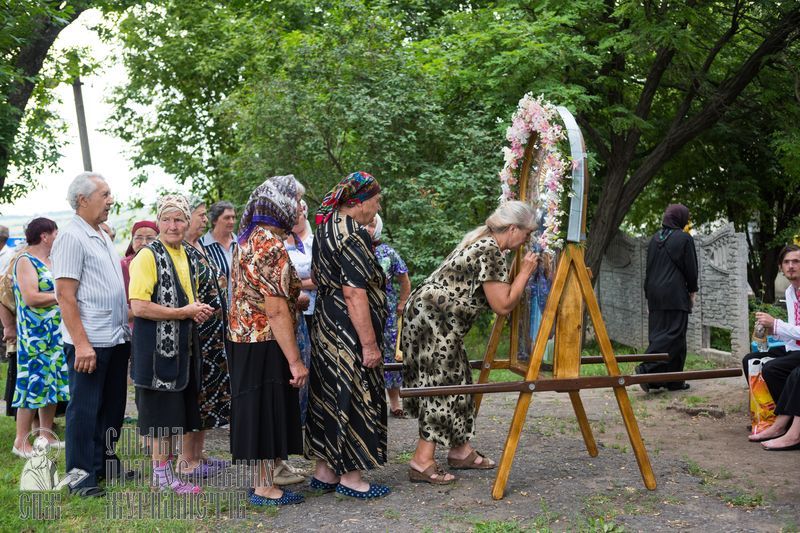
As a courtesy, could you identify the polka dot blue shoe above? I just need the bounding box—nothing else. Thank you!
[309,477,338,493]
[248,489,305,506]
[335,483,391,500]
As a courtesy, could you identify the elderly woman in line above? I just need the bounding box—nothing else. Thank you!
[129,195,214,494]
[284,198,316,425]
[227,175,309,507]
[305,171,390,500]
[366,214,411,418]
[11,218,70,457]
[121,221,159,328]
[402,200,539,484]
[182,196,232,476]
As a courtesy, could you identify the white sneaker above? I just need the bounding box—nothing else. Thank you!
[12,446,34,459]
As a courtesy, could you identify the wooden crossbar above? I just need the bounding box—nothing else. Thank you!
[384,353,669,373]
[399,367,742,397]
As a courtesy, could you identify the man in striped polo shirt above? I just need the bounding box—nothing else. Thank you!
[200,200,237,304]
[52,172,131,498]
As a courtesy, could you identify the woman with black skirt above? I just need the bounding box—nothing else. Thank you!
[228,175,309,507]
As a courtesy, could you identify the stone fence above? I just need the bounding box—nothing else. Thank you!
[595,224,749,361]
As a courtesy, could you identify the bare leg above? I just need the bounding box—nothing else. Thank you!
[254,460,283,498]
[387,388,402,412]
[37,404,58,441]
[410,438,455,482]
[14,408,36,453]
[748,414,791,441]
[176,431,201,473]
[762,416,800,449]
[313,459,340,484]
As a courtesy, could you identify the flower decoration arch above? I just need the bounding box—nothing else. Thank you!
[499,94,584,255]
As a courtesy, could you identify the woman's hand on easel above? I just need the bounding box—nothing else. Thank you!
[520,252,540,277]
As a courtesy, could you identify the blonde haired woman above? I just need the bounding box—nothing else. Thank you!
[401,200,539,484]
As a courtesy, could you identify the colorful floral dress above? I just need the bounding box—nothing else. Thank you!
[374,243,408,389]
[12,253,70,409]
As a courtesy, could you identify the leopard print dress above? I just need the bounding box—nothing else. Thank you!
[401,236,508,447]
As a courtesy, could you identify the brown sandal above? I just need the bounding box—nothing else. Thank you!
[447,450,496,470]
[408,463,456,485]
[391,408,408,419]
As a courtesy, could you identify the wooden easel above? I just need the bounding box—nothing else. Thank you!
[398,104,742,500]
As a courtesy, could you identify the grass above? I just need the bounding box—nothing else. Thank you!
[0,360,248,531]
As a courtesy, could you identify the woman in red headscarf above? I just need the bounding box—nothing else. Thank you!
[121,221,158,323]
[305,171,391,500]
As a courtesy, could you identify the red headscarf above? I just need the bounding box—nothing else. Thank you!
[124,220,159,257]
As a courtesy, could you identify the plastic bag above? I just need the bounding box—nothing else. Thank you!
[748,357,776,434]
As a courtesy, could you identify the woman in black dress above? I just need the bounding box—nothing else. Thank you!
[304,171,390,499]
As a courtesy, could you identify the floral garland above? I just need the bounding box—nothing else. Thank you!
[499,93,571,255]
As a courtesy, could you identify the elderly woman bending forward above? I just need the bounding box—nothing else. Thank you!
[227,175,309,507]
[129,195,214,494]
[401,200,539,484]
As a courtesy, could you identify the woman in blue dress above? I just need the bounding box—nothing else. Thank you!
[11,218,70,458]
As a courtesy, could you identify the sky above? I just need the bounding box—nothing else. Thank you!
[0,9,184,223]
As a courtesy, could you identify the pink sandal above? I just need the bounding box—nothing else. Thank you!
[152,462,202,495]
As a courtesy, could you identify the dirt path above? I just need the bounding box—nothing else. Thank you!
[189,376,800,532]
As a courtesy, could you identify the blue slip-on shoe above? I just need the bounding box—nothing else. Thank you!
[248,489,305,507]
[309,477,338,493]
[335,483,391,500]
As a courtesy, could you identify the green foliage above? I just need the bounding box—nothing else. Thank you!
[102,0,800,282]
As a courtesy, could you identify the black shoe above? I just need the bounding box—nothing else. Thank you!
[70,486,106,498]
[666,382,690,391]
[634,365,650,392]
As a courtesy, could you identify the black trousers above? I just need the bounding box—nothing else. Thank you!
[742,346,800,401]
[775,367,800,417]
[639,309,688,388]
[65,342,130,489]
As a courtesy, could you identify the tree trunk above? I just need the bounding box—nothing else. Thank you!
[0,4,90,193]
[584,6,800,279]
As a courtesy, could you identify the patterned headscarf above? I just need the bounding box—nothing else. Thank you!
[157,194,191,222]
[315,171,381,224]
[187,194,206,213]
[238,175,302,251]
[124,220,159,257]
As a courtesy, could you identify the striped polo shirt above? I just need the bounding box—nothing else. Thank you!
[51,214,130,347]
[201,230,237,304]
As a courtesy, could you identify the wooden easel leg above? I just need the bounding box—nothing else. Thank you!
[474,314,506,416]
[568,391,598,457]
[612,386,657,489]
[572,247,656,490]
[492,391,533,500]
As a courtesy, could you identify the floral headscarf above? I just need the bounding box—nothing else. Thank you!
[157,194,191,222]
[315,171,381,224]
[238,175,302,251]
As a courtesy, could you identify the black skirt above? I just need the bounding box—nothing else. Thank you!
[228,340,302,461]
[136,355,202,438]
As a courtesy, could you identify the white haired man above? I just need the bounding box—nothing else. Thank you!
[51,172,131,498]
